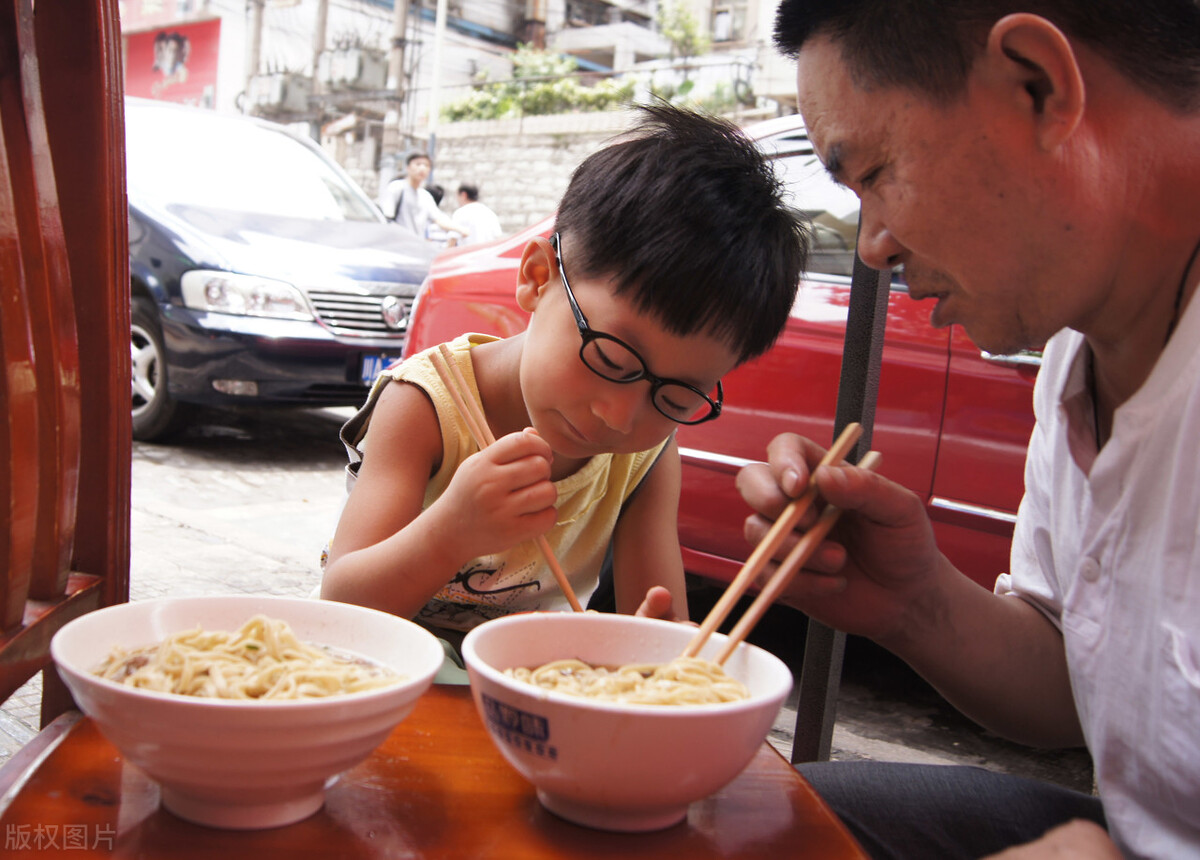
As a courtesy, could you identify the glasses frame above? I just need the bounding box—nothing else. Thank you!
[549,232,723,425]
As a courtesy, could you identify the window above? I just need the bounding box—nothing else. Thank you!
[759,129,862,277]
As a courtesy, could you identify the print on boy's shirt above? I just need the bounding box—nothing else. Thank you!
[416,558,546,630]
[448,561,543,597]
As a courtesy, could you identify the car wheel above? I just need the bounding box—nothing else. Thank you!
[131,296,186,441]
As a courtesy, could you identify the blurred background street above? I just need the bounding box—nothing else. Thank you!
[1,406,1093,796]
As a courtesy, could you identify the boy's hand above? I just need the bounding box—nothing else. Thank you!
[432,428,558,560]
[634,586,695,625]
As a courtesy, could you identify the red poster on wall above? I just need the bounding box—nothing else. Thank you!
[124,18,220,107]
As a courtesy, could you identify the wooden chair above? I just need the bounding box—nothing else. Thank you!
[0,0,129,730]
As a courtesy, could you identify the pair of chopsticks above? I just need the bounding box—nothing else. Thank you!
[428,343,583,612]
[681,423,880,665]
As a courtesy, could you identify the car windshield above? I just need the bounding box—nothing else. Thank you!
[124,103,381,223]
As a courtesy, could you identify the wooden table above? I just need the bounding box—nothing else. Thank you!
[0,685,865,858]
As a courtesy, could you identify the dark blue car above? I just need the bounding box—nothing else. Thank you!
[126,97,436,440]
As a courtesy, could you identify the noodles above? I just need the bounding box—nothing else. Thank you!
[505,656,749,705]
[94,615,400,700]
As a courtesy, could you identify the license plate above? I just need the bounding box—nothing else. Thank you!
[360,353,402,385]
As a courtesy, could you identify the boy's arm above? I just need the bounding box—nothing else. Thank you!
[320,381,464,616]
[320,381,557,618]
[609,438,689,620]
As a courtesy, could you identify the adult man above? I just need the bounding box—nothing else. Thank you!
[449,183,503,247]
[379,152,463,243]
[738,1,1200,857]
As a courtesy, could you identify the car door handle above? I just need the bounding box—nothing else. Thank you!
[980,349,1043,368]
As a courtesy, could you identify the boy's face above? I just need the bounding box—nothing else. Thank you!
[517,238,738,459]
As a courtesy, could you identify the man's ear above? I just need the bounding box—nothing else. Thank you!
[984,13,1085,151]
[516,236,556,312]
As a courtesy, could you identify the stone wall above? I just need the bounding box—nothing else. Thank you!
[425,111,639,235]
[325,110,640,235]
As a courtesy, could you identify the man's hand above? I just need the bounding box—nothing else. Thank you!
[736,432,946,644]
[982,821,1120,859]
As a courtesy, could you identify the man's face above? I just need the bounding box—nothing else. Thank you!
[407,157,431,184]
[794,35,1097,354]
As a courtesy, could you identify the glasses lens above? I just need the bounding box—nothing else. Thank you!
[652,383,716,423]
[580,336,644,382]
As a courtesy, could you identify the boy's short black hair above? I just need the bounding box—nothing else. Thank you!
[552,102,810,363]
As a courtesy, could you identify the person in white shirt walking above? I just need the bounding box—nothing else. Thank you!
[379,152,463,244]
[449,183,503,248]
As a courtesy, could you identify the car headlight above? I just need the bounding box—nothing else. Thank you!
[180,270,314,321]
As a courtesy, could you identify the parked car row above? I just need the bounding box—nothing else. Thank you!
[399,114,1039,591]
[126,97,436,441]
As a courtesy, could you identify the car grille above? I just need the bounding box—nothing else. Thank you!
[308,291,413,336]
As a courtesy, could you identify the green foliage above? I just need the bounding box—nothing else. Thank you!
[656,0,710,60]
[441,46,636,122]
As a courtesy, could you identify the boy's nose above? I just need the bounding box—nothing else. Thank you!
[590,386,645,435]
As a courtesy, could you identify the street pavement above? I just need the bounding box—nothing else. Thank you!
[2,405,1094,796]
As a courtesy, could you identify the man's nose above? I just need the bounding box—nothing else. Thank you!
[854,205,904,272]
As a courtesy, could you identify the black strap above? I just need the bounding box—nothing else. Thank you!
[393,184,405,222]
[791,226,891,764]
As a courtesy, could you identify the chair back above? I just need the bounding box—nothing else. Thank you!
[0,0,129,727]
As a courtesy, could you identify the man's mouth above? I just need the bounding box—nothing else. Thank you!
[909,289,952,329]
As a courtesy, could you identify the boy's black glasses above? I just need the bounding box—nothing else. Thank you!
[550,232,723,425]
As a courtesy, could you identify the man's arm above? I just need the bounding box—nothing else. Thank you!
[737,434,1084,748]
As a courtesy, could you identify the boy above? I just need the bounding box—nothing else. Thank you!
[321,103,809,649]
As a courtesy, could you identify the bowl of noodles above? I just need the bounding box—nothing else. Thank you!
[51,594,444,830]
[461,612,793,832]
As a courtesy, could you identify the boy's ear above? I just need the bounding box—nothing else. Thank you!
[516,236,556,312]
[983,13,1085,151]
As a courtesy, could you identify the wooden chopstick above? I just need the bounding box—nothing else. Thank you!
[713,449,881,665]
[680,422,864,659]
[429,344,584,612]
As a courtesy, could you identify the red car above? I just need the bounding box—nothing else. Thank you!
[402,115,1039,592]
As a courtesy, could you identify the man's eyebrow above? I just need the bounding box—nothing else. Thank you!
[822,142,845,182]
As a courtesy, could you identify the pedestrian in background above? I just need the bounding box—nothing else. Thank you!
[379,152,463,244]
[449,183,503,247]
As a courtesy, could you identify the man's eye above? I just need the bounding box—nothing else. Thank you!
[859,166,883,188]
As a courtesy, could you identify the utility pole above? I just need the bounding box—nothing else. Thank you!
[388,0,410,100]
[312,0,329,96]
[383,0,411,176]
[310,0,330,139]
[428,0,448,160]
[244,0,264,113]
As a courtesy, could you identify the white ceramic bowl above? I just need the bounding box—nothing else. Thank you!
[51,595,444,830]
[462,612,793,832]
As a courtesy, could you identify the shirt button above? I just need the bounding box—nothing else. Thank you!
[1079,558,1101,583]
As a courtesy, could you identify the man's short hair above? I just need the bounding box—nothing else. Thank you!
[773,0,1200,112]
[553,102,809,364]
[458,183,481,202]
[406,151,431,166]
